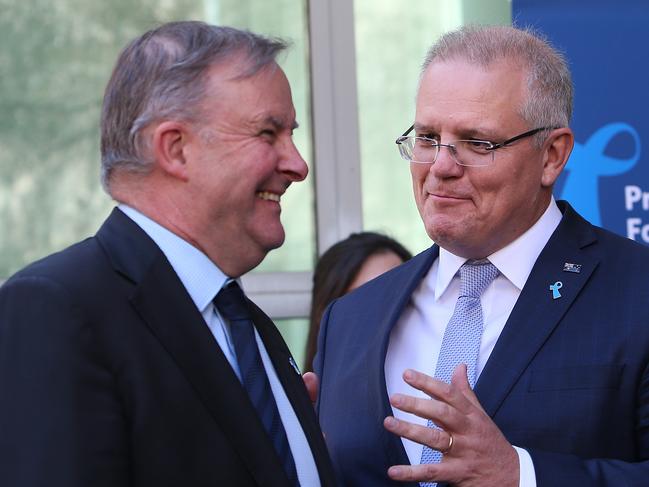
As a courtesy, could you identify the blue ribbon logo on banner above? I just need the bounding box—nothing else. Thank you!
[560,122,641,226]
[514,0,649,246]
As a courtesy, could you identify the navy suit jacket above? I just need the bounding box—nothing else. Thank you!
[315,202,649,486]
[0,208,337,487]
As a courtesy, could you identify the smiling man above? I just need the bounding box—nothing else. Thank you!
[315,25,649,486]
[0,21,336,487]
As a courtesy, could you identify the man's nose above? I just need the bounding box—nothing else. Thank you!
[279,137,308,182]
[430,144,462,176]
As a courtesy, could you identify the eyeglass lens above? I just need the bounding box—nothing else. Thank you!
[400,138,493,166]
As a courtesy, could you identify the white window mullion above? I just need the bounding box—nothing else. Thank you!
[308,0,363,255]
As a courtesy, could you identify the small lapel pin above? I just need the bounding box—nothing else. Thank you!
[563,263,582,273]
[549,281,563,300]
[288,356,301,376]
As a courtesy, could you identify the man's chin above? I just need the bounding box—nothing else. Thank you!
[425,220,465,250]
[258,228,286,253]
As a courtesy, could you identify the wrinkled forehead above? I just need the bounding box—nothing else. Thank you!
[415,59,529,132]
[418,59,527,103]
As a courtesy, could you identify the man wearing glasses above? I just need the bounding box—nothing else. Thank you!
[314,25,649,486]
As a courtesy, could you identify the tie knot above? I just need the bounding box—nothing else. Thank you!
[459,260,499,298]
[213,281,251,321]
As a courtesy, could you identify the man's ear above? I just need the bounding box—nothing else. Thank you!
[151,121,191,182]
[541,127,574,187]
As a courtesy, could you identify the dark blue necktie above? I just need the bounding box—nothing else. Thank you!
[214,281,299,486]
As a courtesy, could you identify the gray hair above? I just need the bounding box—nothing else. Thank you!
[100,21,288,193]
[420,25,573,146]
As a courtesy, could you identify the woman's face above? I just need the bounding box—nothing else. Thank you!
[346,251,405,292]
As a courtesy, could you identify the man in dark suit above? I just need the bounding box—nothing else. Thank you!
[0,21,336,487]
[315,25,649,486]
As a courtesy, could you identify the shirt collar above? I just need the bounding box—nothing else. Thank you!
[119,204,229,312]
[434,197,562,299]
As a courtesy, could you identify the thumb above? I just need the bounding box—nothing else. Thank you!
[302,371,319,405]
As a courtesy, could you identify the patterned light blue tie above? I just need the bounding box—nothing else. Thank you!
[214,281,300,486]
[419,260,499,487]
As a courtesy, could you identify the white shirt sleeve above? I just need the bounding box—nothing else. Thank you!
[514,446,537,487]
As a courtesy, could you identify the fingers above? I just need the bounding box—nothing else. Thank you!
[386,366,518,486]
[451,364,485,411]
[397,367,474,418]
[384,416,453,454]
[302,371,319,404]
[450,363,469,391]
[390,391,461,432]
[387,463,444,483]
[402,368,462,402]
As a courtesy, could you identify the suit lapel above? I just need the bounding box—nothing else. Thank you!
[475,202,600,418]
[97,209,290,486]
[366,247,439,470]
[247,301,338,486]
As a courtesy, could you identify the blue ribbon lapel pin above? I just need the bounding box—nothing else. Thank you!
[549,281,563,300]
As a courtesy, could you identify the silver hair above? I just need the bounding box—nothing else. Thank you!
[100,21,288,193]
[420,25,573,146]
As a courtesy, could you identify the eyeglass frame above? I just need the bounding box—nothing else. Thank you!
[395,124,559,166]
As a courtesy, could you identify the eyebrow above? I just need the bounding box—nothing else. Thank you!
[413,122,436,133]
[412,123,499,140]
[264,115,299,131]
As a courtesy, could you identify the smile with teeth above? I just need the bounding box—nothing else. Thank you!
[256,191,281,202]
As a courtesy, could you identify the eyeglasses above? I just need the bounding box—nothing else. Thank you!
[395,125,557,167]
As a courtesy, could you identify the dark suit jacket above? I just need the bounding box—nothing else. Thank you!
[0,208,337,487]
[315,201,649,486]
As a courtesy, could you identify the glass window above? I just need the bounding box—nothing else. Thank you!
[275,318,309,370]
[354,0,512,255]
[0,0,314,278]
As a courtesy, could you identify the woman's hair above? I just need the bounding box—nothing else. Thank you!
[303,232,411,372]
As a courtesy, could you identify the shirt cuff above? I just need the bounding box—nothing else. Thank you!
[513,446,537,487]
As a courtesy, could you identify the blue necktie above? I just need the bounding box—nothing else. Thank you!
[419,260,499,487]
[214,281,300,486]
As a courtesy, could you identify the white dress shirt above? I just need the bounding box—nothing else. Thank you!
[119,205,320,487]
[385,198,563,487]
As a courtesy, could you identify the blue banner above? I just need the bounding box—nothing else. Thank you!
[513,0,649,244]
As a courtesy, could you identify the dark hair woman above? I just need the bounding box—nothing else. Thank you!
[303,232,411,372]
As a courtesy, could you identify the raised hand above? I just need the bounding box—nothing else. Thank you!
[383,364,518,487]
